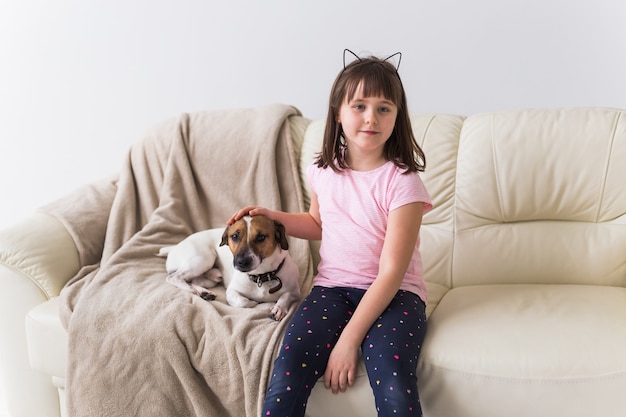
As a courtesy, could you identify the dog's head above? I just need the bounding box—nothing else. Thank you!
[220,215,289,273]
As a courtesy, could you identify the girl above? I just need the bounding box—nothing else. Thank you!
[229,51,431,417]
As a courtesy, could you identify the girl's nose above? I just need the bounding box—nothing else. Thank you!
[365,110,378,126]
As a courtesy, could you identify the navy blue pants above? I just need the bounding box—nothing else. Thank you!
[262,286,427,417]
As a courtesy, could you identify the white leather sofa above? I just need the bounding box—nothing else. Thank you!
[2,107,626,417]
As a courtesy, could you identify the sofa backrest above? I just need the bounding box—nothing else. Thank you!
[294,108,626,310]
[453,108,626,289]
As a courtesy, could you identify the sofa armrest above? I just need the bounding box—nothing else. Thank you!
[0,212,80,417]
[26,297,68,378]
[0,212,80,298]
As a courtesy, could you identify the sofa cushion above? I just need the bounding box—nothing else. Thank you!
[306,358,376,417]
[453,108,626,288]
[418,284,626,417]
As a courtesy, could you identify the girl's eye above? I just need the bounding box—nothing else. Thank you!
[379,107,390,112]
[353,104,365,110]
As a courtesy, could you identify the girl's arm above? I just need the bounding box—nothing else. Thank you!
[227,191,322,241]
[323,201,425,394]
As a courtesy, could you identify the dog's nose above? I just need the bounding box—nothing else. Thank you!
[235,256,253,271]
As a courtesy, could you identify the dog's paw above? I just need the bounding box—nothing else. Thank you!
[270,305,287,321]
[199,291,216,301]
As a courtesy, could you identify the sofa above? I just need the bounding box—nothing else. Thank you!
[1,106,626,417]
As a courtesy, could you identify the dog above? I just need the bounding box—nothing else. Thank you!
[157,215,300,321]
[157,229,225,301]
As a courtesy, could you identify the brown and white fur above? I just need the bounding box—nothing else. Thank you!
[157,216,300,321]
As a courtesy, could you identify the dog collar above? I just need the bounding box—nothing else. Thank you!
[248,259,285,294]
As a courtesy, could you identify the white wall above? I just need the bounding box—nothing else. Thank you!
[1,0,625,230]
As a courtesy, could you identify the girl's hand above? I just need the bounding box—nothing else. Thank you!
[324,339,358,394]
[226,206,270,225]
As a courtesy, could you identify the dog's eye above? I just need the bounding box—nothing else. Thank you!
[230,233,240,242]
[255,234,267,243]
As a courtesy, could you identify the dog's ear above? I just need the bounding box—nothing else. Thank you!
[220,228,229,247]
[274,221,289,250]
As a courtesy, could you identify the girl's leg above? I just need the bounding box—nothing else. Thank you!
[361,291,427,417]
[262,287,355,417]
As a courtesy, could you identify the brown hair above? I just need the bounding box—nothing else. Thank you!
[316,55,426,173]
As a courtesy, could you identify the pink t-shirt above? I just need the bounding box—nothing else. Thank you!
[307,161,432,303]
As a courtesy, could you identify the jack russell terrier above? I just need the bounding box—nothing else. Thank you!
[157,216,300,321]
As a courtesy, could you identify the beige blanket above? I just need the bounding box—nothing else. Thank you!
[48,104,314,417]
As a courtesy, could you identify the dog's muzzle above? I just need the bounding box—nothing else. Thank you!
[248,259,285,294]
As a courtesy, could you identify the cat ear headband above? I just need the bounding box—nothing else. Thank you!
[343,48,402,71]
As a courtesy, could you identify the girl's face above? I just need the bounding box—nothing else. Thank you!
[337,82,398,167]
